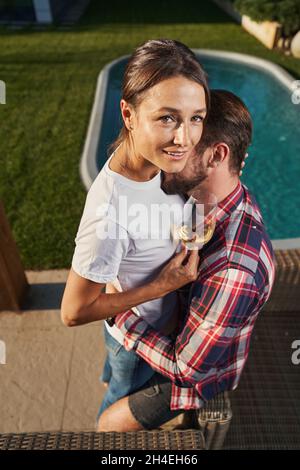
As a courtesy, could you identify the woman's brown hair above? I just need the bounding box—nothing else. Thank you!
[110,39,210,154]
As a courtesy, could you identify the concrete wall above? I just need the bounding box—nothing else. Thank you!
[33,0,73,23]
[242,15,282,50]
[32,0,52,23]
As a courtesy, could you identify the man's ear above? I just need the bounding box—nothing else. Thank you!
[120,99,135,131]
[208,143,230,168]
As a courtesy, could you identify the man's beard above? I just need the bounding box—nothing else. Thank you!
[161,170,208,195]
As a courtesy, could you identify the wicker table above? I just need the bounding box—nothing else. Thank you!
[0,430,204,451]
[0,392,232,450]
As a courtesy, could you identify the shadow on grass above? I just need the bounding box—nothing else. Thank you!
[0,0,234,37]
[80,0,234,26]
[284,66,300,80]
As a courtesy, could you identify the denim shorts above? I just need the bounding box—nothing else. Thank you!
[128,372,184,430]
[97,326,156,422]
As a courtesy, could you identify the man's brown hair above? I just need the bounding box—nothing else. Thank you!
[197,89,252,174]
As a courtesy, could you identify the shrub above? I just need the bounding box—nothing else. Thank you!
[234,0,300,35]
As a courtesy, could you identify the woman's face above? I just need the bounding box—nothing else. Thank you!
[121,75,207,173]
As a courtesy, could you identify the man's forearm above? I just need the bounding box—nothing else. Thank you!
[73,281,163,326]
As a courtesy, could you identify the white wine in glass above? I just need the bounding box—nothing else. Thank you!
[176,191,218,250]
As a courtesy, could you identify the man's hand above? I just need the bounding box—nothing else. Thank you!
[150,245,200,299]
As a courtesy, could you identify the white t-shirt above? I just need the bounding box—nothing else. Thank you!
[71,152,184,344]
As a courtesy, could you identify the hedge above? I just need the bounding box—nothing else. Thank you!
[233,0,300,35]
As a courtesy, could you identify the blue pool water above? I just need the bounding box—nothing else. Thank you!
[97,55,300,240]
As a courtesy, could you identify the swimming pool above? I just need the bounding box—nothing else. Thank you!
[81,50,300,247]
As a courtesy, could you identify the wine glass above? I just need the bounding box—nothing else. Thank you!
[176,191,218,250]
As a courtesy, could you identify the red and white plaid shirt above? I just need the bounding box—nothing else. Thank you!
[115,182,275,410]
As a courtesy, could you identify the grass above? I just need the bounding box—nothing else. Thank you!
[0,0,299,269]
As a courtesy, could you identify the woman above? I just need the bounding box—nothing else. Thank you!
[61,39,209,421]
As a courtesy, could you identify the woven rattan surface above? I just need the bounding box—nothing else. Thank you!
[198,391,232,422]
[265,250,300,312]
[0,430,205,450]
[224,309,300,449]
[274,249,300,275]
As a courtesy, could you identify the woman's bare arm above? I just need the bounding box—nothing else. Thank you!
[61,268,164,327]
[61,247,199,327]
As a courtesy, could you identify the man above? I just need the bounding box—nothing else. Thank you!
[96,89,275,432]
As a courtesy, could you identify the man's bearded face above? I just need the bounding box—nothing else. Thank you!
[161,147,209,194]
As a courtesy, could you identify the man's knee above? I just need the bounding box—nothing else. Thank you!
[97,411,113,432]
[96,396,144,432]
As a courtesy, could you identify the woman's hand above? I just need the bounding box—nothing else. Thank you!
[150,245,200,299]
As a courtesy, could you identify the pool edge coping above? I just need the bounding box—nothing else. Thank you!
[79,49,300,250]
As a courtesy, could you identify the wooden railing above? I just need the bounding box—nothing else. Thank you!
[0,200,28,311]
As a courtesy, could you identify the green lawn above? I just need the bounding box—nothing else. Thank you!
[0,0,299,269]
